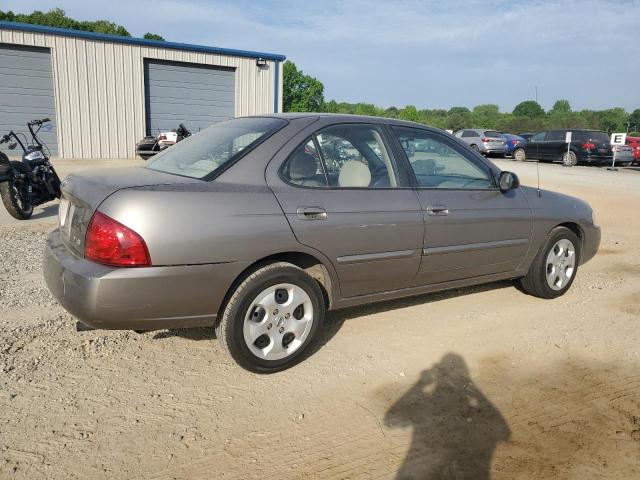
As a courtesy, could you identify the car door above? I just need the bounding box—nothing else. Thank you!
[525,131,548,160]
[545,130,566,162]
[390,126,533,285]
[266,122,424,298]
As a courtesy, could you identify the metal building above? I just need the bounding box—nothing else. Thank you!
[0,21,285,158]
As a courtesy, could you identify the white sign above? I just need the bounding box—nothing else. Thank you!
[610,133,626,145]
[565,131,572,143]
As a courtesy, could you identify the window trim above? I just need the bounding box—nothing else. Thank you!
[278,122,411,190]
[390,125,499,191]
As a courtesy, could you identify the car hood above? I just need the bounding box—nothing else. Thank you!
[520,185,593,221]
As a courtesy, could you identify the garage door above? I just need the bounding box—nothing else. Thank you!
[144,59,235,136]
[0,44,58,156]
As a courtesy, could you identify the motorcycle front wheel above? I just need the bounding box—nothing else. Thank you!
[0,162,34,220]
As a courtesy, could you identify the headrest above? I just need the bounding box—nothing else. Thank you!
[289,152,318,179]
[338,160,371,187]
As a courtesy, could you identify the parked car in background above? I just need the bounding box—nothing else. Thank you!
[625,136,640,163]
[518,132,535,142]
[514,129,613,166]
[453,129,507,156]
[502,133,526,157]
[44,114,600,372]
[611,144,634,166]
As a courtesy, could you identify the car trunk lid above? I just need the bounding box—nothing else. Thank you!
[58,167,200,257]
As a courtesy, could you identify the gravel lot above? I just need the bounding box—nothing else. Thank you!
[1,159,639,479]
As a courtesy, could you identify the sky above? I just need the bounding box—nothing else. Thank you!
[3,0,639,112]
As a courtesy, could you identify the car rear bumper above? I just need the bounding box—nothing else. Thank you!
[44,229,248,330]
[482,145,507,154]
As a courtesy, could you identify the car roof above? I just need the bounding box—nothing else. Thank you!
[241,112,446,130]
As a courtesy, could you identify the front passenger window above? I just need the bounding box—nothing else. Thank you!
[393,127,494,190]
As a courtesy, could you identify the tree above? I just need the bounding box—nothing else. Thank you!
[549,99,571,115]
[513,101,545,118]
[472,104,500,129]
[0,8,163,39]
[283,61,324,112]
[399,105,418,122]
[143,33,165,41]
[628,109,640,131]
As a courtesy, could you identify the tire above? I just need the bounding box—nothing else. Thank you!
[470,144,480,152]
[0,162,33,220]
[562,150,578,167]
[216,262,326,373]
[519,227,581,299]
[514,148,526,162]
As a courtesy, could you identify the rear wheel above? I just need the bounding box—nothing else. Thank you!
[216,262,325,373]
[562,150,578,167]
[0,162,33,220]
[519,227,580,299]
[471,144,480,152]
[514,148,526,162]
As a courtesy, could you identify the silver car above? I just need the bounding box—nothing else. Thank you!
[454,129,507,156]
[44,114,600,372]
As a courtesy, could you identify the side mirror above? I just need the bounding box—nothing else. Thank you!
[498,171,520,192]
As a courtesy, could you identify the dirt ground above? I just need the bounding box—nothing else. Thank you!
[1,159,639,479]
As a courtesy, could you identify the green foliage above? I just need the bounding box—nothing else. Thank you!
[143,33,165,41]
[549,99,571,115]
[0,8,164,40]
[283,61,324,112]
[399,105,418,121]
[513,100,545,118]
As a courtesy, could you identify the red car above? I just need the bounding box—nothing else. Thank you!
[626,136,640,163]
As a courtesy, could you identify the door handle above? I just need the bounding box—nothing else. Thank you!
[296,206,327,220]
[426,205,449,216]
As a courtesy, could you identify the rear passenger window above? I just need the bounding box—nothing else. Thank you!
[281,124,399,188]
[546,131,565,141]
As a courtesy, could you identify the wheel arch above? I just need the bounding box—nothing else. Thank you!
[556,221,584,251]
[216,251,337,321]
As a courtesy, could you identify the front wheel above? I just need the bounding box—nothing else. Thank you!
[514,148,526,162]
[562,150,578,167]
[519,227,580,299]
[0,162,33,220]
[216,262,325,373]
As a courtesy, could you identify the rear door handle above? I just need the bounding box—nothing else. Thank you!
[426,205,449,216]
[296,206,327,220]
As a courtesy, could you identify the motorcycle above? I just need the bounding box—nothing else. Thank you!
[0,118,62,220]
[136,123,191,160]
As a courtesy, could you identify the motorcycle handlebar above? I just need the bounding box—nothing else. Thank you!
[0,134,9,144]
[28,118,51,127]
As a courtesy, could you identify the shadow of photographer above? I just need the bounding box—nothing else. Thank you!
[385,353,510,479]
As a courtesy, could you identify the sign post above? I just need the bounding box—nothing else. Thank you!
[564,131,572,166]
[608,133,627,171]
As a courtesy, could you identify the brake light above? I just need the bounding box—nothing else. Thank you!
[582,142,596,150]
[159,134,167,141]
[85,211,151,267]
[481,137,493,142]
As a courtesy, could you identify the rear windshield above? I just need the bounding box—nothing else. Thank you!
[484,131,502,138]
[581,131,609,142]
[146,117,287,179]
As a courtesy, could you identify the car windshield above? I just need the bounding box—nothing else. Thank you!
[583,131,609,142]
[146,117,287,179]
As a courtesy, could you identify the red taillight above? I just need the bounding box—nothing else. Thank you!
[158,134,167,141]
[582,142,596,150]
[481,137,492,142]
[85,211,151,267]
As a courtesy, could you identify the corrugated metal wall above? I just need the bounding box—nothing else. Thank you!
[0,28,280,158]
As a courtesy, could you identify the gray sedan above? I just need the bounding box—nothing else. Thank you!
[44,114,600,372]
